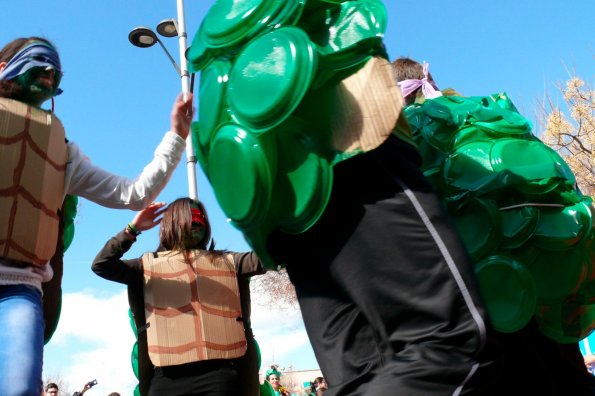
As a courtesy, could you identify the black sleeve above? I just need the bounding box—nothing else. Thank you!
[91,230,142,285]
[231,251,266,278]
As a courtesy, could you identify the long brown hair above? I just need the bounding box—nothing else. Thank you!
[157,197,215,254]
[0,36,56,99]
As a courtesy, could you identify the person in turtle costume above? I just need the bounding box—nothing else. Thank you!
[393,56,595,396]
[187,1,501,395]
[0,36,193,395]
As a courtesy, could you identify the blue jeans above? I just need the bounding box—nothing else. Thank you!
[0,284,44,396]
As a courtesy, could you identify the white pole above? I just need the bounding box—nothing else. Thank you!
[176,0,198,200]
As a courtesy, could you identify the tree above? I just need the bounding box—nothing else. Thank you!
[540,71,595,196]
[251,269,298,308]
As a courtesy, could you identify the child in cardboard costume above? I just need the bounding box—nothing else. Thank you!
[92,198,264,396]
[0,37,193,395]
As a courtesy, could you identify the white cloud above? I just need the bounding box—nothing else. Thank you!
[51,289,134,345]
[43,286,318,394]
[251,302,314,369]
[44,290,138,395]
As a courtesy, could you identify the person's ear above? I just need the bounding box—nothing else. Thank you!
[0,62,6,72]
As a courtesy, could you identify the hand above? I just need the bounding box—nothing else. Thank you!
[131,202,167,232]
[170,93,194,140]
[585,354,595,370]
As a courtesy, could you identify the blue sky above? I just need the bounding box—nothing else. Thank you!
[1,1,594,394]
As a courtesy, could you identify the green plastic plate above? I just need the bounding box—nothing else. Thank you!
[208,123,276,228]
[228,27,317,131]
[200,0,274,48]
[272,117,333,234]
[197,59,231,150]
[451,198,501,261]
[475,255,537,333]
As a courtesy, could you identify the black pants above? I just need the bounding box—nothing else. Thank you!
[269,136,501,395]
[149,359,240,396]
[487,319,595,396]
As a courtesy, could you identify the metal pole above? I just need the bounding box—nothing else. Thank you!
[156,39,181,76]
[176,0,198,200]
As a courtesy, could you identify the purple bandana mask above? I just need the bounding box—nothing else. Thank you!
[397,62,442,100]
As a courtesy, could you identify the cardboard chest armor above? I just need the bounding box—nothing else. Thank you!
[0,98,67,265]
[142,251,247,367]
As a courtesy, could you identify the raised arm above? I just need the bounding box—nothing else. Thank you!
[91,202,166,284]
[72,381,92,396]
[66,94,194,210]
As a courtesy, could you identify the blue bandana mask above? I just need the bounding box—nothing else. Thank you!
[0,41,63,95]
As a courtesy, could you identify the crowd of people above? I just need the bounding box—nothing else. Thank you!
[42,370,327,396]
[1,4,595,396]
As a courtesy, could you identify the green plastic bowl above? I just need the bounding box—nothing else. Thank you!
[199,0,275,49]
[267,0,306,30]
[306,0,387,67]
[532,200,593,251]
[443,140,496,192]
[208,123,276,228]
[475,254,537,333]
[536,301,595,344]
[228,27,317,132]
[187,32,216,72]
[451,125,497,150]
[197,59,231,150]
[191,122,210,175]
[451,197,502,261]
[420,118,459,152]
[499,203,540,249]
[272,117,333,234]
[526,246,589,304]
[198,0,306,53]
[490,138,575,194]
[131,341,139,379]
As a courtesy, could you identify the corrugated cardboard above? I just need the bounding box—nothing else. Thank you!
[142,252,247,367]
[0,98,66,265]
[293,56,404,162]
